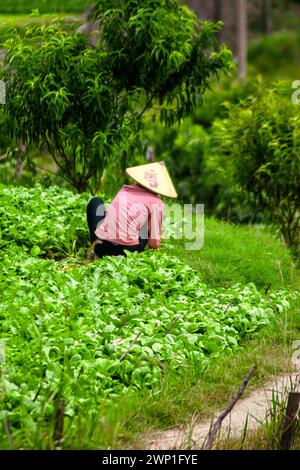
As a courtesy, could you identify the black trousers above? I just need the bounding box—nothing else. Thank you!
[86,197,147,258]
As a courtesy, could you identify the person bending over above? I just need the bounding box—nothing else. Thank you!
[86,161,177,258]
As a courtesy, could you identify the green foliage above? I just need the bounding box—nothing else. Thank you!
[3,20,130,193]
[214,83,300,257]
[0,184,90,257]
[248,31,300,80]
[90,0,232,126]
[2,2,232,193]
[0,242,296,448]
[0,183,298,448]
[0,1,88,14]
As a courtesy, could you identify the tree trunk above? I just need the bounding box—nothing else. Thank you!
[213,0,222,41]
[187,0,202,17]
[237,0,247,81]
[261,0,272,34]
[75,180,88,193]
[213,0,222,20]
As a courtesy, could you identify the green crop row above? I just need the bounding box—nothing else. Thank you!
[0,184,90,257]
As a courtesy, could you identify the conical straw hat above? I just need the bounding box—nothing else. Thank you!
[126,161,177,198]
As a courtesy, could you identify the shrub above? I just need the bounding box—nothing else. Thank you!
[214,83,300,257]
[248,31,300,80]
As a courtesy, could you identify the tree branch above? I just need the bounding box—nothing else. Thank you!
[201,365,257,450]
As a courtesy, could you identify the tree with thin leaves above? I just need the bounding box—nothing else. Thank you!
[3,1,232,192]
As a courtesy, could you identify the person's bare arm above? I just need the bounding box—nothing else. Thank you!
[147,203,163,250]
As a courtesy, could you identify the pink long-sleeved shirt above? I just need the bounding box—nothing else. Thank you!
[95,184,164,248]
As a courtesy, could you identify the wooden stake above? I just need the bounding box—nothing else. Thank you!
[5,415,14,448]
[280,392,300,450]
[54,399,65,445]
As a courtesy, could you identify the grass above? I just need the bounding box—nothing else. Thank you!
[0,1,88,15]
[0,12,81,45]
[166,217,299,291]
[0,14,63,25]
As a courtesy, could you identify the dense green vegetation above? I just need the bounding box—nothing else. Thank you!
[0,0,88,14]
[0,185,298,449]
[2,2,232,193]
[213,84,300,256]
[248,30,300,80]
[0,0,300,451]
[0,185,89,257]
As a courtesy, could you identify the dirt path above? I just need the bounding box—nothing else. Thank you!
[144,361,300,450]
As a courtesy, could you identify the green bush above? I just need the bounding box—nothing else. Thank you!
[248,31,300,80]
[213,83,300,257]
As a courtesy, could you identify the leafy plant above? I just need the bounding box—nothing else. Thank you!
[2,2,232,193]
[0,243,296,449]
[213,83,300,258]
[0,183,298,448]
[0,184,90,257]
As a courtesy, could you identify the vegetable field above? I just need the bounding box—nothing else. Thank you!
[0,0,300,453]
[0,185,297,448]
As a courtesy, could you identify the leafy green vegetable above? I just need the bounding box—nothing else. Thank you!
[0,244,297,446]
[0,183,298,448]
[0,184,90,257]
